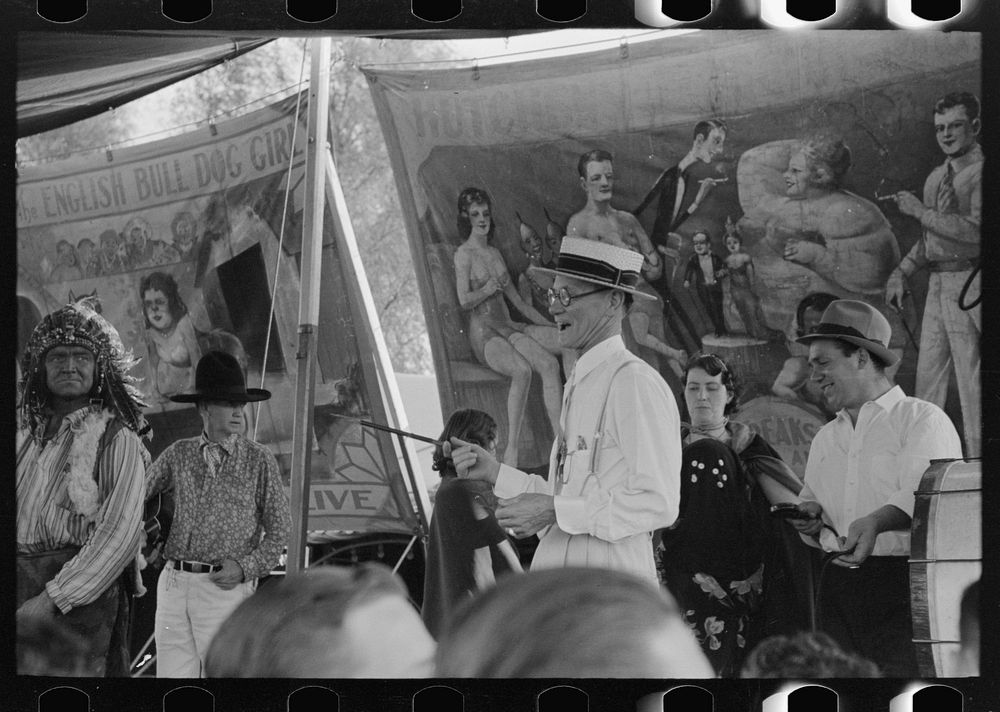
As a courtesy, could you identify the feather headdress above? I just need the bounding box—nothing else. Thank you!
[18,297,149,435]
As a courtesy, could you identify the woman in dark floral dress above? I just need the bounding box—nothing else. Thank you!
[657,353,810,677]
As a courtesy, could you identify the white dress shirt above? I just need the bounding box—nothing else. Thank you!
[799,385,962,556]
[495,335,681,583]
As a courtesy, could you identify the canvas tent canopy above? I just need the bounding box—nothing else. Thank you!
[15,30,541,138]
[17,32,274,137]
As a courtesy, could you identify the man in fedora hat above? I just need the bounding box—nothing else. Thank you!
[145,350,290,677]
[16,298,150,676]
[788,299,961,676]
[448,237,681,585]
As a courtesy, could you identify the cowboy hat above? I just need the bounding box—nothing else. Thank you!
[534,237,655,300]
[795,299,899,366]
[170,350,271,403]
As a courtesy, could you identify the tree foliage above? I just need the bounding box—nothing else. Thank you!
[16,108,133,165]
[323,38,454,375]
[163,37,452,374]
[19,37,458,375]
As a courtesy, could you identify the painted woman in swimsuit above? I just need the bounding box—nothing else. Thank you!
[453,187,562,467]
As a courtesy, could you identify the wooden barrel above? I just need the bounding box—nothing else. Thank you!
[909,458,981,677]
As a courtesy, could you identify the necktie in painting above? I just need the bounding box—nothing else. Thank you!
[937,161,959,214]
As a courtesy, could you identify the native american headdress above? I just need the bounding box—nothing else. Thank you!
[18,297,149,434]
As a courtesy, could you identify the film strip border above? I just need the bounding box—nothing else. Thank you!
[15,0,987,30]
[9,680,986,711]
[8,3,994,712]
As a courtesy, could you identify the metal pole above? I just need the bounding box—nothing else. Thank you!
[323,149,434,533]
[287,37,331,575]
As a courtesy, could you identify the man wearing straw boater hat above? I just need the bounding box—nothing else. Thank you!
[788,300,961,676]
[16,298,150,676]
[145,350,290,677]
[448,237,681,585]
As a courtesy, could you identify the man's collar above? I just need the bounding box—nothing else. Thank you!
[200,431,239,454]
[37,402,100,433]
[572,335,625,384]
[948,143,984,173]
[835,384,905,422]
[871,384,906,410]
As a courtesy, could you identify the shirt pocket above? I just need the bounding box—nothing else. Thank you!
[872,452,929,497]
[869,452,912,501]
[222,472,258,515]
[579,438,626,496]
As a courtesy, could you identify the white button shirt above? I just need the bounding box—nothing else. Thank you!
[799,385,962,556]
[494,335,681,583]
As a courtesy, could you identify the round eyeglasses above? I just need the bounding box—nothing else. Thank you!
[546,286,609,307]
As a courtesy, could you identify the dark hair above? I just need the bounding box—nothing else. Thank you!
[139,271,188,327]
[740,631,881,678]
[692,229,713,243]
[456,187,496,242]
[435,567,706,677]
[576,148,614,179]
[795,292,839,338]
[684,352,739,416]
[935,91,981,122]
[433,408,497,478]
[692,118,728,142]
[798,135,852,189]
[205,563,417,678]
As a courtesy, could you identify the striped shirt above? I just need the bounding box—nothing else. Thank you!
[16,406,147,614]
[145,434,290,580]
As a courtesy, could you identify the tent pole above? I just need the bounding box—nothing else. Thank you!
[287,36,331,575]
[323,149,434,533]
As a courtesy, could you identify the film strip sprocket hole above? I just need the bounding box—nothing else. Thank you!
[31,0,975,26]
[27,683,971,711]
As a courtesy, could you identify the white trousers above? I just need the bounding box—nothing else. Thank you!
[154,564,256,678]
[915,270,981,458]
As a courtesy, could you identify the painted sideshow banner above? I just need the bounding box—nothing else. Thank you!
[16,94,420,536]
[365,30,981,471]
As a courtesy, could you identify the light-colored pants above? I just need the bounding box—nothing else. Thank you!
[915,270,981,458]
[154,564,256,678]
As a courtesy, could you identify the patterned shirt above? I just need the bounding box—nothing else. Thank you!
[145,433,290,579]
[16,406,147,613]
